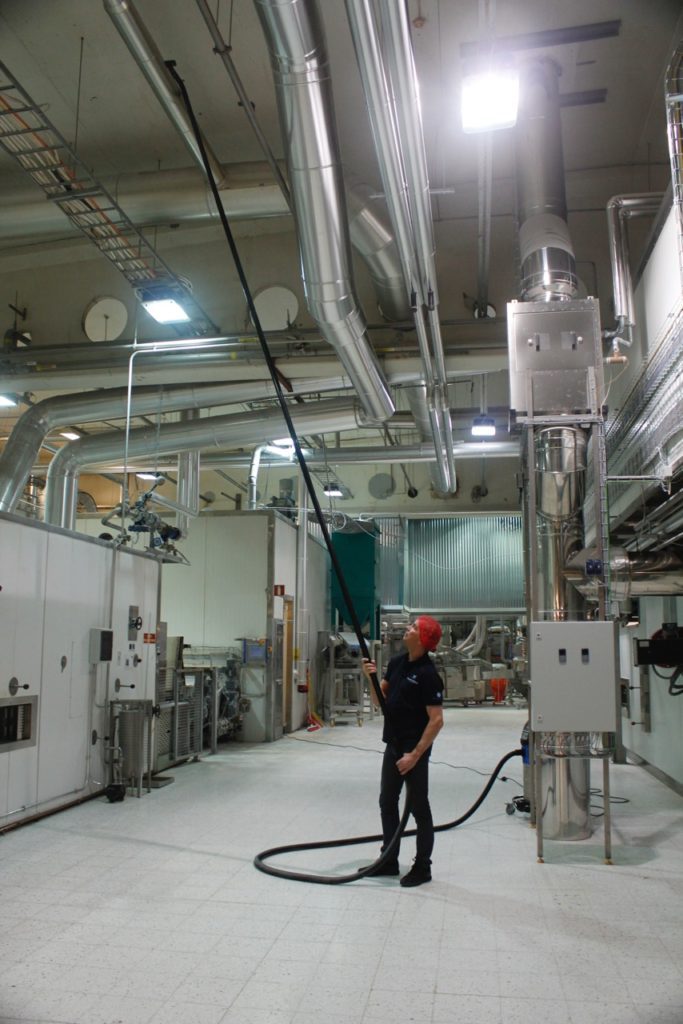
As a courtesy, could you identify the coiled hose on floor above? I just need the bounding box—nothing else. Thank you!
[253,747,522,884]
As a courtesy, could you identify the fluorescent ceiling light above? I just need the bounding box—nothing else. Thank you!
[0,394,17,407]
[471,414,496,438]
[60,430,81,441]
[323,483,344,498]
[461,68,519,133]
[136,472,163,481]
[141,297,190,324]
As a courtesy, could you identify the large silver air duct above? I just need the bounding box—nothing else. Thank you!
[104,0,395,424]
[515,60,578,302]
[45,397,366,530]
[0,382,250,515]
[253,0,394,424]
[535,427,587,622]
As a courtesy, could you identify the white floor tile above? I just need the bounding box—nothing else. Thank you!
[0,708,681,1024]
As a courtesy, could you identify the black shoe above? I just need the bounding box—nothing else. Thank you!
[366,860,400,877]
[400,862,432,887]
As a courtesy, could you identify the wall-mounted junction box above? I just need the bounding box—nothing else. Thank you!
[89,628,113,664]
[530,621,618,732]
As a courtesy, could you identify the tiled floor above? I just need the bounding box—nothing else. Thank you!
[1,707,682,1024]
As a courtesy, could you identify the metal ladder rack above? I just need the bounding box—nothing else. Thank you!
[0,60,216,335]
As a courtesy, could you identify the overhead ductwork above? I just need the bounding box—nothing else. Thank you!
[252,0,394,424]
[85,439,519,475]
[345,0,455,491]
[0,381,258,515]
[2,363,492,514]
[104,0,395,424]
[515,59,578,302]
[45,396,367,530]
[404,385,451,494]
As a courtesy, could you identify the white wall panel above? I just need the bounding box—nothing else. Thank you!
[0,520,47,822]
[162,513,271,646]
[37,531,111,803]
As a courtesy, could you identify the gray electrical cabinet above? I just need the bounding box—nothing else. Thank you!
[530,621,619,732]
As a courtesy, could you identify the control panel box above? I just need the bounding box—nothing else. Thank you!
[530,621,618,732]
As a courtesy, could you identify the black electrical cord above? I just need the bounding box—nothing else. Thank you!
[253,748,522,884]
[169,63,521,886]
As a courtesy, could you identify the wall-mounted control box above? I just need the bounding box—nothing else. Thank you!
[530,621,618,732]
[89,627,114,664]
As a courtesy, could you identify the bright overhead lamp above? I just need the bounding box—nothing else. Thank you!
[461,68,519,134]
[0,394,18,407]
[471,414,496,438]
[137,281,193,325]
[323,483,344,498]
[60,429,81,441]
[136,472,164,482]
[141,295,190,325]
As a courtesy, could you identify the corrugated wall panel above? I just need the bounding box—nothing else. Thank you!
[406,515,524,611]
[377,517,403,607]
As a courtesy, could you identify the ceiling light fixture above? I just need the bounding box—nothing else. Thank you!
[140,295,191,325]
[323,483,344,498]
[136,472,164,482]
[60,430,81,441]
[461,67,519,133]
[0,394,18,407]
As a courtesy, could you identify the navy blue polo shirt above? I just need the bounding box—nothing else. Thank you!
[382,651,443,750]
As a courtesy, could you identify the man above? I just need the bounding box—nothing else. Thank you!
[362,616,444,887]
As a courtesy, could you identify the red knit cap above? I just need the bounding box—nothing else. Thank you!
[416,615,442,652]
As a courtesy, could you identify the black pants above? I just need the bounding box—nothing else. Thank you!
[379,742,434,865]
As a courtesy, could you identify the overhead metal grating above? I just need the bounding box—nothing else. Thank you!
[0,60,217,336]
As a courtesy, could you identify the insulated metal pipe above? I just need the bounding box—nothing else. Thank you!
[515,59,577,301]
[0,381,245,515]
[606,193,666,333]
[80,440,520,474]
[45,397,365,529]
[175,409,201,536]
[253,0,394,424]
[344,0,454,490]
[104,0,228,187]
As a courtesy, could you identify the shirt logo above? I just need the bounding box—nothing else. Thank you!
[407,674,418,684]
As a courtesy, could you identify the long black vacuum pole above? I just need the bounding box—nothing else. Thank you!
[168,64,522,886]
[167,61,385,709]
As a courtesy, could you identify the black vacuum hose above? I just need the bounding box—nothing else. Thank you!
[253,747,523,884]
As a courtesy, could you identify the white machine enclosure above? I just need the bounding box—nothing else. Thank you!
[530,620,619,733]
[0,513,160,827]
